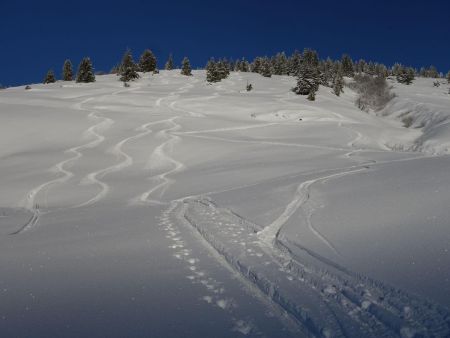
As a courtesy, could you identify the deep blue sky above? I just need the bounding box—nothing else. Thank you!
[1,0,449,86]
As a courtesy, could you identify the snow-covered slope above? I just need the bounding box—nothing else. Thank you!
[0,71,449,337]
[381,77,450,154]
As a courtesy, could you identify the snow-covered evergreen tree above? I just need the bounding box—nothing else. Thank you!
[181,57,192,76]
[139,49,157,72]
[206,59,219,83]
[287,50,302,76]
[43,69,56,84]
[356,59,367,73]
[447,71,450,83]
[332,64,344,96]
[272,52,288,75]
[251,57,263,74]
[302,49,319,68]
[62,60,73,81]
[319,58,334,86]
[119,49,139,82]
[216,59,229,80]
[293,62,320,96]
[341,54,354,77]
[397,67,415,85]
[260,57,272,77]
[165,54,174,70]
[240,58,249,72]
[76,57,95,83]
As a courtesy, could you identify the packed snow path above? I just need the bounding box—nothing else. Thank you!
[0,71,449,337]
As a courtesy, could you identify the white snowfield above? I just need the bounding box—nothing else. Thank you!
[0,71,449,337]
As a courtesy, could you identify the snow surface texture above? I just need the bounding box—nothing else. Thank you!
[0,71,449,337]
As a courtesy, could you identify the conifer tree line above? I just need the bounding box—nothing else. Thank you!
[40,48,448,95]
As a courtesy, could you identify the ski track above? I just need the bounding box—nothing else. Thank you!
[14,88,140,233]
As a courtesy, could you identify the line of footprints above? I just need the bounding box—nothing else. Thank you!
[156,206,256,336]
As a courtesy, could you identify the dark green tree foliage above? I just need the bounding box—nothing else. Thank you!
[251,57,263,73]
[341,54,354,77]
[181,57,192,76]
[62,60,73,81]
[165,54,174,70]
[119,49,139,82]
[216,59,230,80]
[319,58,334,86]
[293,61,320,96]
[260,57,272,77]
[206,59,219,82]
[447,71,450,83]
[302,48,319,68]
[333,64,344,96]
[139,49,157,72]
[43,69,56,84]
[76,57,95,83]
[287,50,302,76]
[397,67,415,85]
[272,52,288,75]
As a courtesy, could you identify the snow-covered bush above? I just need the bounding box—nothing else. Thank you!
[348,74,395,112]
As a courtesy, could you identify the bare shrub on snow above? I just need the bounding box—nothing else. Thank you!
[348,74,395,112]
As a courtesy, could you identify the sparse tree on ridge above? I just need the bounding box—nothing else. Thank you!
[139,49,157,72]
[119,49,139,82]
[181,57,192,76]
[43,69,56,84]
[165,54,174,70]
[446,71,450,83]
[76,57,96,83]
[62,60,73,81]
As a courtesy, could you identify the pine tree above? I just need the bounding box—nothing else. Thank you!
[287,50,302,76]
[119,49,139,82]
[341,54,354,77]
[273,52,288,75]
[302,48,319,68]
[62,60,73,81]
[76,57,96,83]
[139,49,157,72]
[293,62,320,96]
[260,57,272,77]
[206,59,219,83]
[43,69,56,84]
[332,67,344,96]
[216,59,229,80]
[397,67,415,85]
[251,57,263,74]
[165,54,174,70]
[307,90,316,101]
[447,71,450,83]
[181,57,192,76]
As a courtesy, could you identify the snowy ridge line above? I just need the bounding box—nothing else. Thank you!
[181,197,450,338]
